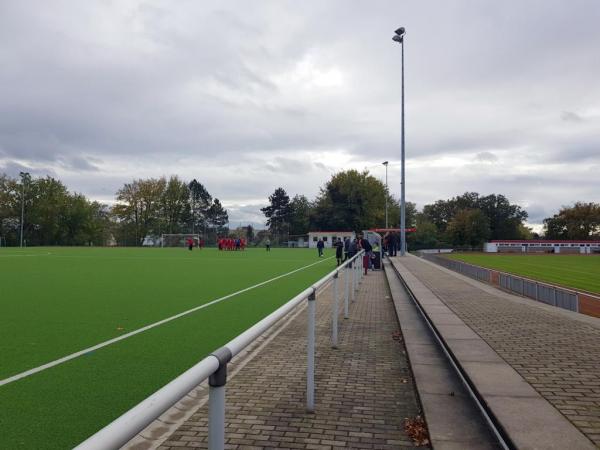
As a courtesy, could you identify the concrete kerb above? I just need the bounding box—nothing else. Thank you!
[390,256,597,450]
[383,260,501,450]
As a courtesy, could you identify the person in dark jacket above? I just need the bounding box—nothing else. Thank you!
[389,233,398,256]
[316,238,325,257]
[334,237,344,265]
[359,236,373,274]
[343,237,350,261]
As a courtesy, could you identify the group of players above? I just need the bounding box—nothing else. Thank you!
[217,237,247,251]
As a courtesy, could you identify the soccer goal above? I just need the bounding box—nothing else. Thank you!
[161,234,200,248]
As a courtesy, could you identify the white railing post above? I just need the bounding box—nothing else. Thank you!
[351,258,356,301]
[360,252,364,280]
[208,348,231,450]
[344,263,350,318]
[307,289,316,412]
[208,385,225,450]
[332,272,339,348]
[76,263,360,450]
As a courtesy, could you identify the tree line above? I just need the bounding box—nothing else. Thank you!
[1,169,598,247]
[261,170,600,248]
[0,173,228,246]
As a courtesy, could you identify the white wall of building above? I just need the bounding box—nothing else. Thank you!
[308,231,355,248]
[484,240,600,254]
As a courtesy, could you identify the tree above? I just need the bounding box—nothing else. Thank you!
[544,202,600,239]
[0,173,111,246]
[423,192,527,239]
[310,170,387,231]
[478,194,528,239]
[207,198,229,236]
[161,176,190,234]
[408,213,440,249]
[188,179,212,234]
[288,194,312,235]
[113,178,166,245]
[446,209,491,247]
[246,224,255,243]
[261,187,292,241]
[26,176,70,245]
[0,174,22,245]
[388,198,417,229]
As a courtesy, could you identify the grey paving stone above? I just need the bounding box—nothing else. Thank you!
[135,269,426,449]
[395,255,600,448]
[435,324,481,340]
[419,392,499,445]
[485,396,597,450]
[409,363,466,396]
[404,343,447,365]
[425,313,466,325]
[460,361,540,398]
[444,338,504,363]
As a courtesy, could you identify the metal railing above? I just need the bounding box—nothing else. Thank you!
[423,254,581,312]
[76,251,366,450]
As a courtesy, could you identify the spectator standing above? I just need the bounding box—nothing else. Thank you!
[334,238,344,265]
[343,237,350,261]
[317,238,325,257]
[389,233,398,256]
[348,238,358,259]
[266,238,271,252]
[359,235,373,274]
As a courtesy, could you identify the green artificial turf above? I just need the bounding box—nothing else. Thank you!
[0,247,336,449]
[445,253,600,294]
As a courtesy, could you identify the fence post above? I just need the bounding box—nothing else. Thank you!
[208,347,232,450]
[344,262,350,318]
[332,272,339,348]
[552,288,557,306]
[307,289,316,412]
[351,259,356,301]
[359,253,363,281]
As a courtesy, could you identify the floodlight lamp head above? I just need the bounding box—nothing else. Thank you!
[392,35,403,43]
[395,27,405,36]
[382,161,388,166]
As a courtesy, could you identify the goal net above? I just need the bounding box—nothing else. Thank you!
[161,234,201,248]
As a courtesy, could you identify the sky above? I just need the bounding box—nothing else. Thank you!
[1,0,599,230]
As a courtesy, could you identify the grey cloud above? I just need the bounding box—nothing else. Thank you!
[475,152,498,163]
[525,203,552,225]
[561,111,584,123]
[225,203,268,229]
[0,0,599,220]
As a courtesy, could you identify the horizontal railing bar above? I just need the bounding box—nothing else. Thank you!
[226,286,314,357]
[75,356,219,450]
[77,250,364,450]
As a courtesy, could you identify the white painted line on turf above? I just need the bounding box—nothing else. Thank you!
[0,256,333,388]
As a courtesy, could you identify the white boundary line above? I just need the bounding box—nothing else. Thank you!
[0,257,333,388]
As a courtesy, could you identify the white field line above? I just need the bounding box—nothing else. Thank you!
[0,256,333,388]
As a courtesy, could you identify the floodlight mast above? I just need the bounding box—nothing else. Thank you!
[392,27,406,256]
[19,171,29,248]
[382,161,389,229]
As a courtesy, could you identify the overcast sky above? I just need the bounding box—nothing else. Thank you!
[1,1,599,229]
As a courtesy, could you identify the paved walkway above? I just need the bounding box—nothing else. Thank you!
[150,269,426,449]
[400,255,600,448]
